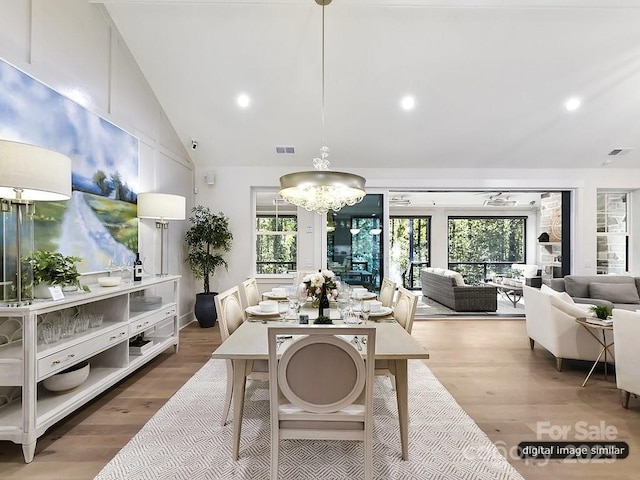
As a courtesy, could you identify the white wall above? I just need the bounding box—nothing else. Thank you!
[195,165,640,293]
[0,0,195,326]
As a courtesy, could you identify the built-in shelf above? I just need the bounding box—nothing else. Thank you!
[0,275,180,463]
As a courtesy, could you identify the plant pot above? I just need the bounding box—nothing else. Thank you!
[33,283,53,299]
[194,292,218,328]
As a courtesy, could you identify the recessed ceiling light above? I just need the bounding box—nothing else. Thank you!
[564,97,581,112]
[401,96,416,111]
[237,93,251,109]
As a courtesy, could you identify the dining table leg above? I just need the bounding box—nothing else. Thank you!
[231,359,247,460]
[393,359,409,460]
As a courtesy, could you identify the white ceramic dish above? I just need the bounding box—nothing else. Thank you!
[98,277,121,287]
[368,306,393,318]
[257,300,278,313]
[246,306,280,317]
[263,292,288,300]
[43,361,90,393]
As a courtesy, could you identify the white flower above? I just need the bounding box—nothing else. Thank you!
[322,269,335,279]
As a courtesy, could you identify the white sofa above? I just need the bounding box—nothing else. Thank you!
[612,309,640,408]
[523,285,614,371]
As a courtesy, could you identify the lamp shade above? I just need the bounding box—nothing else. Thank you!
[0,139,72,201]
[137,192,186,220]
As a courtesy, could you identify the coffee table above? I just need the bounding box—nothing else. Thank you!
[486,281,523,307]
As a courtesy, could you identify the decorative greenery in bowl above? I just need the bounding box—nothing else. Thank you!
[313,315,333,325]
[23,250,84,289]
[589,305,612,320]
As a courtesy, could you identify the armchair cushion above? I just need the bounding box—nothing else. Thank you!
[589,282,640,304]
[541,284,574,304]
[548,294,593,319]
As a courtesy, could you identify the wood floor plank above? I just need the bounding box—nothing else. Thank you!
[0,318,638,479]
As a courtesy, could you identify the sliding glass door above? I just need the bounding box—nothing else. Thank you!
[326,194,383,291]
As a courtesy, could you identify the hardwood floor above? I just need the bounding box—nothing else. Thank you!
[0,318,638,479]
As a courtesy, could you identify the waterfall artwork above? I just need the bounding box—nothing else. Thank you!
[0,58,138,273]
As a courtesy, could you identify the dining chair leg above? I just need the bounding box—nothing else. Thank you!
[387,372,396,391]
[232,359,247,460]
[220,359,234,426]
[364,428,372,480]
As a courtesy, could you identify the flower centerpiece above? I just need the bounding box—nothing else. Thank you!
[302,269,338,307]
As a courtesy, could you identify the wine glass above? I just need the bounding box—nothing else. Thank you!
[278,301,289,323]
[337,296,350,320]
[361,301,371,324]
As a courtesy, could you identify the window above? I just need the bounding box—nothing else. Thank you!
[596,192,628,274]
[255,191,297,274]
[448,216,526,284]
[389,216,431,289]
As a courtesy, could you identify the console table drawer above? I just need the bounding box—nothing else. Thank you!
[129,305,177,337]
[38,326,129,380]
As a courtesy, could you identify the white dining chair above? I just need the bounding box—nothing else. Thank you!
[240,277,261,311]
[379,277,397,308]
[375,286,418,389]
[268,325,376,480]
[215,286,268,426]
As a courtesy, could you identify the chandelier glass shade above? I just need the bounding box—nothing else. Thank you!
[278,0,366,214]
[279,148,366,215]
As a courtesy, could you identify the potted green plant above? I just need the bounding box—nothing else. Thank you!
[589,305,612,320]
[23,250,84,298]
[185,206,233,328]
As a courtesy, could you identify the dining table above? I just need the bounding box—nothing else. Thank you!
[211,307,429,461]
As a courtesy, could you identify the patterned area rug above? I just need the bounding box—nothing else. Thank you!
[95,359,524,480]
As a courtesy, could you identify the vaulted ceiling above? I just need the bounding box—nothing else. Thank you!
[101,0,640,171]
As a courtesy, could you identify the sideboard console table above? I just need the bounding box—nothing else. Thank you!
[0,275,180,462]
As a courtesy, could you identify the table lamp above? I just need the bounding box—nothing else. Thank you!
[137,192,186,276]
[0,139,72,303]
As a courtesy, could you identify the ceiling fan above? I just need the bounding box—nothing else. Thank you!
[483,192,518,207]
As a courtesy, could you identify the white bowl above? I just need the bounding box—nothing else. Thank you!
[259,300,278,313]
[98,276,121,287]
[43,361,90,393]
[368,300,383,312]
[272,287,287,297]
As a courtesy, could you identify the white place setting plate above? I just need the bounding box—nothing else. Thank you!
[354,292,377,300]
[245,306,281,317]
[263,292,289,300]
[368,306,393,318]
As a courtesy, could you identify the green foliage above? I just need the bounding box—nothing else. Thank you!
[313,315,333,325]
[448,217,526,284]
[185,206,233,294]
[589,305,612,320]
[23,250,83,287]
[256,215,297,274]
[84,193,138,251]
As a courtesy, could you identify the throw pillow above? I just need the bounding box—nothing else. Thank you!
[589,282,640,304]
[443,270,465,286]
[549,295,593,318]
[541,284,575,304]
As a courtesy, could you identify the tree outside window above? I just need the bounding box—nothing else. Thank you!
[448,217,526,284]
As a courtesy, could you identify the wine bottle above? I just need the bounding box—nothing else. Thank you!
[318,283,330,318]
[133,252,143,281]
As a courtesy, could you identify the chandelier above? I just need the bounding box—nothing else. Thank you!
[278,0,366,215]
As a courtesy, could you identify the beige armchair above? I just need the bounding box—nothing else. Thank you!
[612,309,640,408]
[523,285,612,372]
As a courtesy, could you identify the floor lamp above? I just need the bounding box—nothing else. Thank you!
[137,193,186,276]
[0,139,72,304]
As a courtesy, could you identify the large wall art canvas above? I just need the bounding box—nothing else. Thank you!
[0,58,138,273]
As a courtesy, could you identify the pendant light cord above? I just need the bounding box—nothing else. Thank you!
[321,3,326,148]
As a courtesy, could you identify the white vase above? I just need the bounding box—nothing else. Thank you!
[33,283,53,299]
